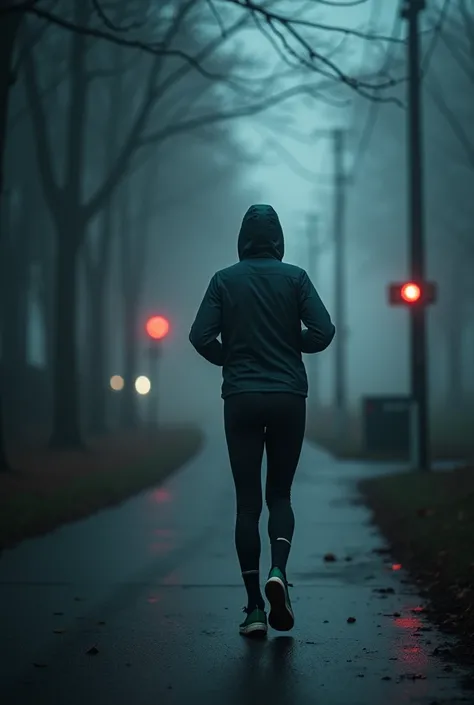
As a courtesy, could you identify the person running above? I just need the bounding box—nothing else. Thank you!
[189,204,335,637]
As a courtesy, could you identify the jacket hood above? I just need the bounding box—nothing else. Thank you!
[237,204,284,261]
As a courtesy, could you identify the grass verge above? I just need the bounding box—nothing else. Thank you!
[359,467,474,668]
[0,425,204,552]
[306,405,474,462]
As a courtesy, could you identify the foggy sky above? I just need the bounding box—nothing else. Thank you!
[20,0,470,428]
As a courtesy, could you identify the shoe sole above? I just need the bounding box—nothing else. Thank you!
[239,622,268,638]
[265,577,294,632]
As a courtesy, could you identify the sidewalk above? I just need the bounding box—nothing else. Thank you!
[0,428,470,705]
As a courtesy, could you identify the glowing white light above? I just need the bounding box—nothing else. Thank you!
[135,375,151,395]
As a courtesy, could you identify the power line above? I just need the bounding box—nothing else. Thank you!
[425,67,474,169]
[438,24,474,85]
[350,9,403,180]
[420,0,451,75]
[350,0,451,181]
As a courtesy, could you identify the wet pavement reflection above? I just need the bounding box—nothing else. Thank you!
[0,428,471,705]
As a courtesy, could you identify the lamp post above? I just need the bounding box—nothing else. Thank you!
[145,315,170,427]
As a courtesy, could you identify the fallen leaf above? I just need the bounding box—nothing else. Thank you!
[86,646,99,656]
[53,628,66,634]
[372,547,392,555]
[416,508,435,518]
[401,673,426,681]
[373,587,395,595]
[381,676,392,681]
[53,612,64,616]
[347,617,356,624]
[324,553,337,562]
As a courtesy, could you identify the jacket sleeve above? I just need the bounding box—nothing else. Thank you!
[189,273,224,366]
[298,270,335,354]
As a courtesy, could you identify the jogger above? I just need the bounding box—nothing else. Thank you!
[189,204,335,634]
[224,392,306,607]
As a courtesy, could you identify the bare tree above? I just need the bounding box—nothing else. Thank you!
[0,4,23,470]
[1,0,406,458]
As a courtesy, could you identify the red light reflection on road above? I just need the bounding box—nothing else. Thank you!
[150,529,175,556]
[154,528,174,537]
[392,563,402,571]
[162,570,181,586]
[394,615,422,630]
[152,488,172,504]
[150,541,174,556]
[392,610,429,688]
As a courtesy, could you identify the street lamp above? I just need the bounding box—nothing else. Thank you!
[145,315,170,426]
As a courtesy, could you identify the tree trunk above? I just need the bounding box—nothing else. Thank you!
[1,188,31,372]
[120,298,140,429]
[49,230,83,448]
[36,227,55,380]
[0,10,21,471]
[86,272,107,434]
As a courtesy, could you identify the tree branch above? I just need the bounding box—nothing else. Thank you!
[139,79,400,150]
[221,0,406,44]
[91,0,146,33]
[22,33,62,211]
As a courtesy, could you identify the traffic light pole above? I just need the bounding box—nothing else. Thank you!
[148,342,161,428]
[402,0,430,471]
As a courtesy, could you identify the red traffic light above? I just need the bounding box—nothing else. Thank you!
[388,281,437,306]
[401,282,421,303]
[146,315,170,340]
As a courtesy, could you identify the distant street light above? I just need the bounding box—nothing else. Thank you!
[135,376,151,395]
[110,375,125,391]
[146,315,170,340]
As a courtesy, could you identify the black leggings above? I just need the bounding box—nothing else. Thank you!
[224,392,306,575]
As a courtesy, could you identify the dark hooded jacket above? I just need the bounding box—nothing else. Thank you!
[189,204,335,399]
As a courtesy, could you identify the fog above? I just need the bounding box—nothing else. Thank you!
[1,0,472,459]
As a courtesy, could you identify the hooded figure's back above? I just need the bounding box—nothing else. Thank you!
[189,204,335,399]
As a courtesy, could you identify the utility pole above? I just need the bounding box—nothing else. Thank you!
[306,212,320,405]
[401,0,430,471]
[333,128,348,432]
[306,212,318,281]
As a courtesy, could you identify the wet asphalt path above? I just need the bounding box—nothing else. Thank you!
[0,426,470,705]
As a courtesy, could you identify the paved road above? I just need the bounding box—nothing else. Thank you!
[0,427,470,705]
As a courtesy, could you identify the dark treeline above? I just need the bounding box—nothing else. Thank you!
[0,1,429,469]
[0,0,262,465]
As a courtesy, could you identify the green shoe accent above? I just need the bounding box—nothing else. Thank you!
[265,567,294,632]
[239,607,268,637]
